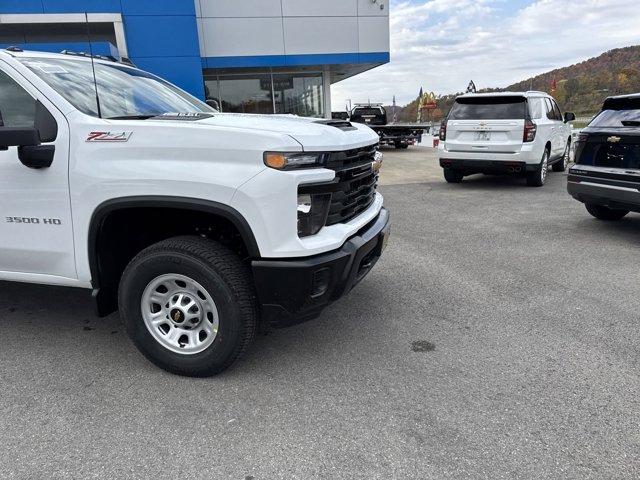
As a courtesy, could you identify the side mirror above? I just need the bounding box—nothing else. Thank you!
[0,101,57,169]
[564,112,576,123]
[206,99,220,111]
[0,126,40,148]
[0,101,57,147]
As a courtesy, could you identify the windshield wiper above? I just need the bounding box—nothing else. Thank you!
[621,120,640,126]
[106,115,159,120]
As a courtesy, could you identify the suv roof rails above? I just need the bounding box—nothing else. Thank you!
[526,90,549,96]
[354,103,383,107]
[60,50,137,67]
[60,49,118,62]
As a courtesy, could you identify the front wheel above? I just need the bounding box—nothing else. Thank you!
[526,149,549,187]
[118,236,257,377]
[585,204,629,221]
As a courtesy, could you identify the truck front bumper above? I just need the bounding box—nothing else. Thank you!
[252,208,390,328]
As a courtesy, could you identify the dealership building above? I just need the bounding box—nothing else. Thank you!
[0,0,390,118]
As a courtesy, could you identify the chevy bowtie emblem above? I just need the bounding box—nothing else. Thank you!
[607,136,621,143]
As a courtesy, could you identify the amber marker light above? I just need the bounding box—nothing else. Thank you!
[264,153,288,170]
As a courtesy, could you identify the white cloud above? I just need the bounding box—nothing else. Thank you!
[332,0,640,111]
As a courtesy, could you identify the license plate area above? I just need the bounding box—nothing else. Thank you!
[474,130,491,141]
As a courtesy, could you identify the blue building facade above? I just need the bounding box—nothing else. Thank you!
[0,0,390,117]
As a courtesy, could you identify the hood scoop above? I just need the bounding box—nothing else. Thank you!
[313,119,357,131]
[156,112,215,121]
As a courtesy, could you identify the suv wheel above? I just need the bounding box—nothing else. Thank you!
[526,149,549,187]
[552,140,570,172]
[119,236,257,377]
[444,169,464,183]
[585,203,629,221]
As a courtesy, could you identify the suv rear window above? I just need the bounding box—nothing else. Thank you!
[448,96,527,120]
[590,109,640,128]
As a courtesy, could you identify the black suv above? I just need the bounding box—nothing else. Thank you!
[568,94,640,220]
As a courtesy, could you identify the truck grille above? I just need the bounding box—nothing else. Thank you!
[300,144,379,226]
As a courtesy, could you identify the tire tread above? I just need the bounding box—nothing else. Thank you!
[119,236,257,376]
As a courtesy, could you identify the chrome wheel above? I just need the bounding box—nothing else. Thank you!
[141,274,219,355]
[563,144,570,168]
[540,151,549,183]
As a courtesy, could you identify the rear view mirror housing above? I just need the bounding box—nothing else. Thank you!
[0,126,40,148]
[18,144,56,169]
[564,112,576,123]
[0,100,57,169]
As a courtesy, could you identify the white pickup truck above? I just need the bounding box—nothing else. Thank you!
[0,48,389,376]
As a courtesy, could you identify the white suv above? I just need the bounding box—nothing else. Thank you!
[438,92,575,186]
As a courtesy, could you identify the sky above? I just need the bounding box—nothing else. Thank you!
[332,0,640,110]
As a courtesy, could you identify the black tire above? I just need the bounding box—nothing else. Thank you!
[118,236,257,377]
[585,204,629,221]
[444,169,464,183]
[395,143,409,149]
[552,140,570,172]
[526,149,549,187]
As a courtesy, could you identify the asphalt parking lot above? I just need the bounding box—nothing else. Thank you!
[2,146,640,479]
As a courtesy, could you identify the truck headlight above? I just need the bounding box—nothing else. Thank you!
[264,152,328,170]
[297,193,331,237]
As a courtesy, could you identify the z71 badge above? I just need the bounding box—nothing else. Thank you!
[86,131,133,142]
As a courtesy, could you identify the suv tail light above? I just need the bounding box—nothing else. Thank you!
[439,123,447,141]
[573,132,589,165]
[523,120,537,142]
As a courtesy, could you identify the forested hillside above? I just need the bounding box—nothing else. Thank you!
[393,45,640,123]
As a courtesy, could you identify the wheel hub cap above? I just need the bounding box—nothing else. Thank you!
[141,274,220,355]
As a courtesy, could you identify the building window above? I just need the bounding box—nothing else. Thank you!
[273,74,324,118]
[207,74,273,115]
[204,72,325,118]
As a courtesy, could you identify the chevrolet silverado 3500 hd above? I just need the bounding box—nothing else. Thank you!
[0,48,389,376]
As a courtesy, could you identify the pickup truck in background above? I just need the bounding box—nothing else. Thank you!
[349,104,428,149]
[0,48,390,377]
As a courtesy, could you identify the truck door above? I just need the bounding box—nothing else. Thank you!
[0,63,76,280]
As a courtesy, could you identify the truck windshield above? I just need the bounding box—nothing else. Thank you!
[449,96,527,120]
[19,57,213,119]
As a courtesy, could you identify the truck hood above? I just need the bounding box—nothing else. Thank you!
[188,113,379,151]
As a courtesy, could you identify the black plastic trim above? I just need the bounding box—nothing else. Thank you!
[568,174,640,212]
[252,208,389,329]
[88,196,260,315]
[440,158,532,173]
